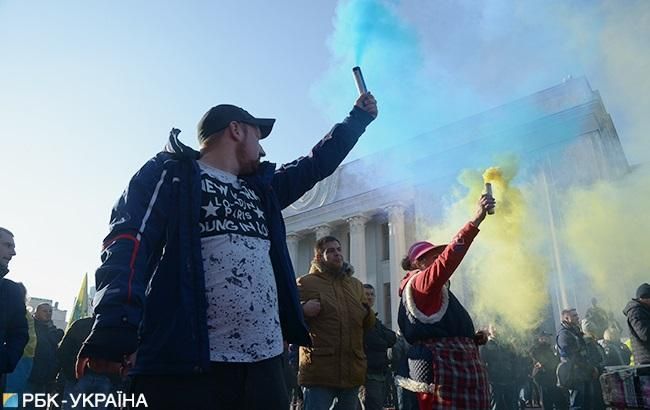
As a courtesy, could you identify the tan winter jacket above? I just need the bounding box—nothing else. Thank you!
[297,261,375,388]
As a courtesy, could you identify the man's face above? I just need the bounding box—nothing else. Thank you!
[0,231,16,269]
[35,304,53,321]
[364,287,376,308]
[320,240,343,269]
[538,335,550,344]
[565,310,580,326]
[236,123,266,175]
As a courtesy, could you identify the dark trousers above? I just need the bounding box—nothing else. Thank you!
[490,383,518,410]
[568,382,591,410]
[129,355,288,410]
[361,378,385,410]
[538,383,568,410]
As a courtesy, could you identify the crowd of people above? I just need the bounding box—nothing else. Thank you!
[1,90,649,410]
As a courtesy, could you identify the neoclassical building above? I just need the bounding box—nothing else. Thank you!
[283,77,629,329]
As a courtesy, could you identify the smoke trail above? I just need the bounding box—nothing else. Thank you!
[559,165,650,312]
[312,0,478,159]
[423,159,549,335]
[314,0,650,329]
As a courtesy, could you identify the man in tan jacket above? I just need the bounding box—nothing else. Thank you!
[297,235,375,410]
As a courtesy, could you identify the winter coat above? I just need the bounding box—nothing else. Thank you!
[79,106,374,375]
[297,261,375,388]
[598,339,631,367]
[57,317,93,382]
[29,319,63,385]
[623,299,650,364]
[481,338,518,385]
[398,222,479,344]
[0,277,28,374]
[364,315,397,376]
[529,341,560,386]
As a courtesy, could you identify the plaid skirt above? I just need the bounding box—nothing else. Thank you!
[397,337,490,410]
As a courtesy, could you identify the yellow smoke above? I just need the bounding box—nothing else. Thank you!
[425,159,549,335]
[560,165,650,311]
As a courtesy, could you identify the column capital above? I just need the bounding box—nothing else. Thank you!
[286,232,302,241]
[346,214,369,227]
[385,203,406,220]
[313,224,332,239]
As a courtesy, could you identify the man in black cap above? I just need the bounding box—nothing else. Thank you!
[623,283,650,365]
[530,330,568,410]
[77,92,377,409]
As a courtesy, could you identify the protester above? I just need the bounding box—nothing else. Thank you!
[0,227,29,397]
[5,283,37,398]
[556,308,597,410]
[584,298,608,340]
[77,93,377,409]
[481,324,519,410]
[297,235,375,410]
[529,331,568,410]
[360,284,397,410]
[26,303,64,399]
[395,194,495,409]
[623,283,650,365]
[599,327,631,367]
[580,319,606,410]
[389,332,419,410]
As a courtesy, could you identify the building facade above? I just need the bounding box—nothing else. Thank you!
[283,77,629,329]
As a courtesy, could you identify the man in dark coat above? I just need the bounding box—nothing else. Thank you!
[623,283,650,365]
[0,227,29,397]
[27,303,64,396]
[556,308,597,410]
[361,284,397,410]
[481,324,519,410]
[530,331,568,410]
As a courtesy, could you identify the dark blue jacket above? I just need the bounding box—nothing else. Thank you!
[0,277,28,374]
[80,107,374,375]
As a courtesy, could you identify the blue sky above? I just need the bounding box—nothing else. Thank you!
[1,0,648,315]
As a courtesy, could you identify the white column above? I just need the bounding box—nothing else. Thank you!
[313,224,332,240]
[347,215,369,285]
[286,233,301,272]
[386,204,406,329]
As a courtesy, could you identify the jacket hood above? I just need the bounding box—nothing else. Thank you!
[624,299,648,316]
[309,260,354,278]
[164,128,276,183]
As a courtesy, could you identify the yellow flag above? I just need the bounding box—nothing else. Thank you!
[67,273,89,330]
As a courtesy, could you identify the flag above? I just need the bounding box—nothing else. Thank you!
[67,272,89,330]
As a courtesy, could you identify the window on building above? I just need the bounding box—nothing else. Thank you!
[383,282,392,328]
[381,223,390,261]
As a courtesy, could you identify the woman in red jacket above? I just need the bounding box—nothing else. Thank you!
[396,194,494,410]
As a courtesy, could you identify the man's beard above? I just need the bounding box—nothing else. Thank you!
[236,144,260,175]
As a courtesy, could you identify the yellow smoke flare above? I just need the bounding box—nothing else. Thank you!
[425,159,549,335]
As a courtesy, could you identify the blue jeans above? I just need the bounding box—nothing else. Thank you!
[303,386,360,410]
[61,371,121,410]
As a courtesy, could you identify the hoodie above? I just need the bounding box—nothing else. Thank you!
[623,299,650,365]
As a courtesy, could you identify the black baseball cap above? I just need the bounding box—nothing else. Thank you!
[197,104,275,143]
[636,283,650,299]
